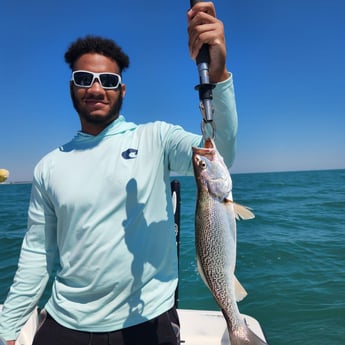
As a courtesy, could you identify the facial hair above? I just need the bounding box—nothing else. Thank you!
[71,86,123,127]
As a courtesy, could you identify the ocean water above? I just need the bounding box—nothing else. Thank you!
[0,169,344,345]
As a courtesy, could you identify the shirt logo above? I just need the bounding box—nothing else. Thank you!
[121,148,138,159]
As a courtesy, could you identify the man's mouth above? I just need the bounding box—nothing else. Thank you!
[85,99,108,108]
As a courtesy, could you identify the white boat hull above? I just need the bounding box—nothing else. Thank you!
[1,306,267,345]
[178,309,267,344]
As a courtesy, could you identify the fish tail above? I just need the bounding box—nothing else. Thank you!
[229,325,269,345]
[223,313,269,345]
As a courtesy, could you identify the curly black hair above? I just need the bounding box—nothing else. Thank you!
[64,35,130,72]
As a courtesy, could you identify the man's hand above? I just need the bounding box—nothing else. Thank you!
[7,341,15,345]
[187,1,228,83]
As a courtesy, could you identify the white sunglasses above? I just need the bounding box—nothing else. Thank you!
[71,70,122,89]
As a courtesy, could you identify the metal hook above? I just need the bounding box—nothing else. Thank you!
[199,101,215,140]
[201,120,216,141]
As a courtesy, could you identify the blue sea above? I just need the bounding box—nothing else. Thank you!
[1,169,344,345]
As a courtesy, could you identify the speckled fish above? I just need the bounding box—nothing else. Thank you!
[192,138,268,345]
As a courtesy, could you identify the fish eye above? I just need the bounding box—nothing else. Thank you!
[199,160,207,169]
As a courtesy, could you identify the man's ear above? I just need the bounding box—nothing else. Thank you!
[120,83,126,98]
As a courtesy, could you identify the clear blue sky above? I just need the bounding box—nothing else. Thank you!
[1,0,344,181]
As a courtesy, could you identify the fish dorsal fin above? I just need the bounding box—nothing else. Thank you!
[225,199,255,220]
[233,202,255,220]
[234,275,248,301]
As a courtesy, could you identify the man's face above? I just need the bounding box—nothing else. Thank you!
[70,53,126,135]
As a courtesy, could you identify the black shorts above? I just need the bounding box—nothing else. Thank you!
[32,307,180,345]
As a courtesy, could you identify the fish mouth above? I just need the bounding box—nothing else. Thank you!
[192,138,216,159]
[204,138,214,149]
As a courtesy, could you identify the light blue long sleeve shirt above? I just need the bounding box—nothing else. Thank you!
[0,75,238,340]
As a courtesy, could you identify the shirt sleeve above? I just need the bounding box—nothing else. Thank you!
[212,73,238,168]
[0,165,58,341]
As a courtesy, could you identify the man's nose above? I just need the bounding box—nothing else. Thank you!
[88,78,104,92]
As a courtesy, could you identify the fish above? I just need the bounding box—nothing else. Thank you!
[192,138,268,345]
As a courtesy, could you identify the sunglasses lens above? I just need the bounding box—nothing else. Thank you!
[73,71,93,87]
[100,74,120,88]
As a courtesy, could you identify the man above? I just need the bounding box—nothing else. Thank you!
[0,2,238,345]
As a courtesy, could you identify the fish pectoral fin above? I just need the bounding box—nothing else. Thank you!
[234,275,248,302]
[229,201,255,220]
